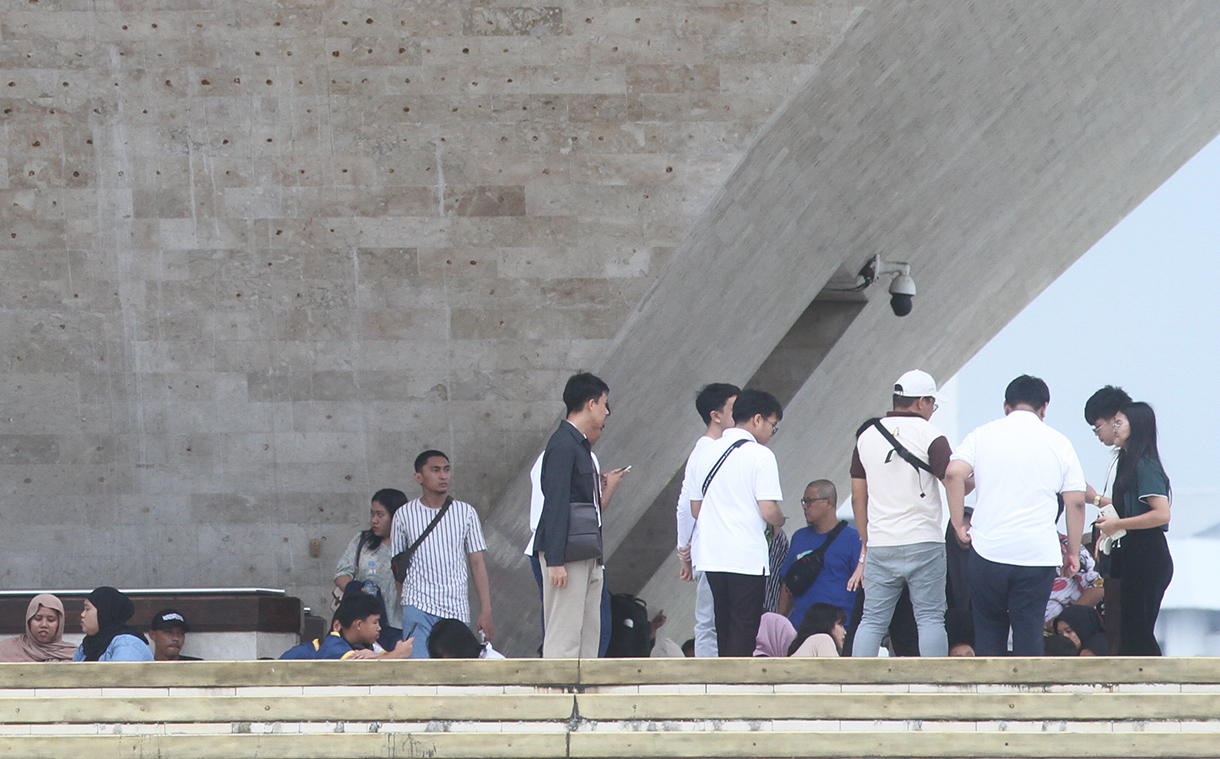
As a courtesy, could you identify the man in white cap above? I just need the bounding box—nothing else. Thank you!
[847,370,955,657]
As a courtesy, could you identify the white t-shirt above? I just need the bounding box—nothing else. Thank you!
[854,414,948,547]
[690,428,783,575]
[951,410,1086,567]
[390,498,487,621]
[676,435,717,549]
[525,450,600,556]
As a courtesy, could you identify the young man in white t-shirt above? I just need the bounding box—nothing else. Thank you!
[945,375,1086,656]
[848,370,954,657]
[675,383,739,658]
[690,389,786,657]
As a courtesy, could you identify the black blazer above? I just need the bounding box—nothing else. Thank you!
[534,420,599,565]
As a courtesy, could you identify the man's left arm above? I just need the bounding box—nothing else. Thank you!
[1061,490,1086,579]
[756,453,786,527]
[758,500,786,526]
[468,550,494,641]
[945,460,974,547]
[1060,444,1088,579]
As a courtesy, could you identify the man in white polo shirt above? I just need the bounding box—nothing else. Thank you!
[848,370,954,658]
[945,375,1086,656]
[691,389,787,657]
[675,382,739,658]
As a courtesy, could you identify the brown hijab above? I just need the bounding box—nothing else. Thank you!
[0,594,78,662]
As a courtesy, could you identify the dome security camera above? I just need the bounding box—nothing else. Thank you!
[888,273,916,317]
[857,255,916,317]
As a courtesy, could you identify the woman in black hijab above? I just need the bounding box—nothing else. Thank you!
[1053,605,1108,656]
[73,587,153,662]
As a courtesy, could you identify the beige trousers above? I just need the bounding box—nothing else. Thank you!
[540,554,603,658]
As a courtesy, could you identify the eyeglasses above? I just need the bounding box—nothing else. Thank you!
[800,497,827,506]
[1091,422,1105,433]
[770,420,780,433]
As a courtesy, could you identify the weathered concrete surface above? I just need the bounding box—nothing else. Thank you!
[0,0,863,617]
[2,0,1220,656]
[487,2,1220,653]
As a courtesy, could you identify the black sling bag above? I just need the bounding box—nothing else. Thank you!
[391,496,453,584]
[783,520,849,597]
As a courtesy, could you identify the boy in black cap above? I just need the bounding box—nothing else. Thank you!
[149,609,201,661]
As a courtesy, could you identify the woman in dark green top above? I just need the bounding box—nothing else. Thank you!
[1094,402,1172,655]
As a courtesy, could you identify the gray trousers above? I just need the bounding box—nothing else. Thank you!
[851,541,948,657]
[693,570,719,657]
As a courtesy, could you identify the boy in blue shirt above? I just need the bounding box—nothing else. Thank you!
[281,595,412,659]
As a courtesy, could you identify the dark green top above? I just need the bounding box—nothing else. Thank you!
[1118,455,1169,532]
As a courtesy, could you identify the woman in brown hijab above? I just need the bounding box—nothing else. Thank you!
[0,594,78,662]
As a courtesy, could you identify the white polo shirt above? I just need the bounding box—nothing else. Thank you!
[525,449,600,556]
[676,435,717,550]
[690,428,783,575]
[951,410,1086,567]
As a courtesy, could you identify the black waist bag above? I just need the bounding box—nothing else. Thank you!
[565,502,602,562]
[783,520,848,597]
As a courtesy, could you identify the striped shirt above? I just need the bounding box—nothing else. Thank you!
[389,497,487,622]
[765,526,790,613]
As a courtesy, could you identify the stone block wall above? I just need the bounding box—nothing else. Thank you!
[0,0,862,612]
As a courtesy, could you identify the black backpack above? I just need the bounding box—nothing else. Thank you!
[605,593,652,657]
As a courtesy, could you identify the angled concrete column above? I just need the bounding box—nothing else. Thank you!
[489,1,1220,653]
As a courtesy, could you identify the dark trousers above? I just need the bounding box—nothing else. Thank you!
[967,549,1055,656]
[1114,529,1173,656]
[705,571,765,657]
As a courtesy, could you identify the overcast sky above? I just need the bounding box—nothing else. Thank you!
[949,134,1220,534]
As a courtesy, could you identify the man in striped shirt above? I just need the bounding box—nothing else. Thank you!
[391,449,494,658]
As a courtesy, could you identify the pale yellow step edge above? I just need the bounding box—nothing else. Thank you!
[0,659,581,689]
[6,692,1213,725]
[5,658,1220,691]
[569,730,1220,758]
[574,692,1220,722]
[0,731,567,759]
[578,656,1220,685]
[0,694,576,724]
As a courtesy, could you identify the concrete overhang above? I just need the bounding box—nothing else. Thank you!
[486,1,1220,654]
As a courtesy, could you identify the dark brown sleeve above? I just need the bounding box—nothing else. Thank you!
[849,446,866,479]
[928,436,951,480]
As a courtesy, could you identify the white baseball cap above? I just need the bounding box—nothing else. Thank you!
[894,370,938,399]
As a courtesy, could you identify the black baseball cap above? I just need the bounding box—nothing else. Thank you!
[150,609,191,632]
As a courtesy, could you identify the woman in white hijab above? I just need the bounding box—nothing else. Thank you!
[0,594,78,662]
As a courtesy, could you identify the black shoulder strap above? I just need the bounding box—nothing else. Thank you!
[409,496,453,554]
[864,418,934,498]
[870,419,934,474]
[702,439,749,496]
[811,520,849,561]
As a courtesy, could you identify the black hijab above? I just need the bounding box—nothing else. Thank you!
[1056,605,1108,656]
[80,587,145,662]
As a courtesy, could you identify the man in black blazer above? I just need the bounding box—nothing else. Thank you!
[535,372,615,658]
